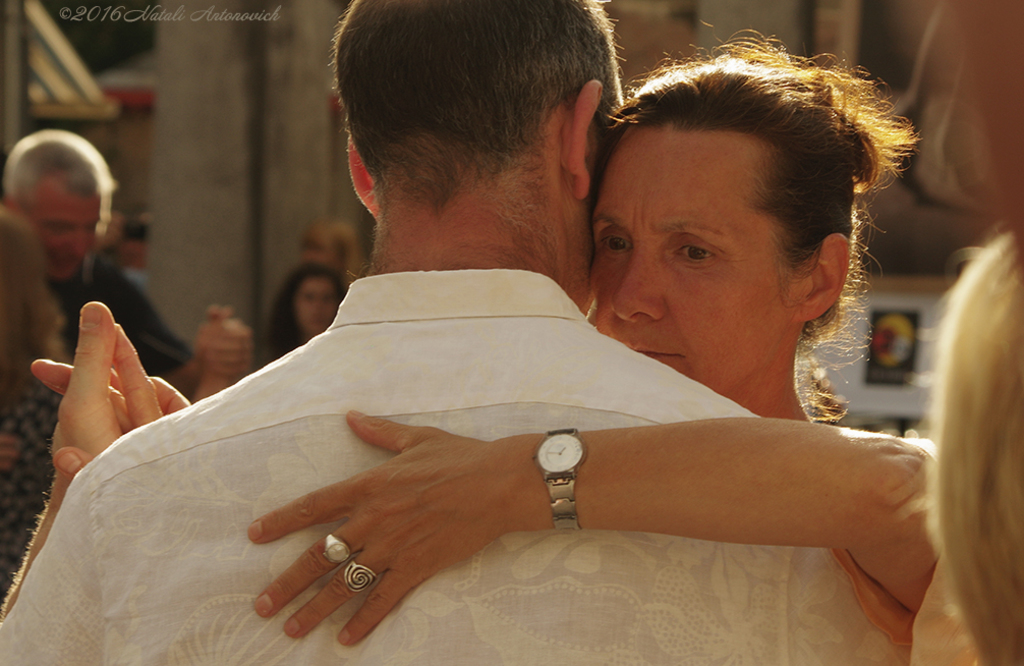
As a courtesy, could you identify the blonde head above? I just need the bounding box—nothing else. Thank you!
[931,232,1024,665]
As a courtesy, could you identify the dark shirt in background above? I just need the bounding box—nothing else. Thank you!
[49,254,192,376]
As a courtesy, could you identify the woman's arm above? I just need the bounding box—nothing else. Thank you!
[574,420,934,610]
[249,413,935,644]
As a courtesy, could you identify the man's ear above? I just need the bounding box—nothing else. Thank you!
[562,80,603,201]
[348,140,379,217]
[792,233,850,322]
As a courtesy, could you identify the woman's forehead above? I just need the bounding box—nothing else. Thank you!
[594,128,775,227]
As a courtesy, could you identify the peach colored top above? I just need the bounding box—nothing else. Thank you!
[834,550,979,665]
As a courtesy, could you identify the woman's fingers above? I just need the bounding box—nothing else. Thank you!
[59,303,123,456]
[249,482,356,544]
[65,303,117,406]
[339,560,431,645]
[345,411,443,453]
[287,510,482,644]
[294,554,392,642]
[251,415,444,545]
[250,422,526,642]
[52,440,93,479]
[107,344,189,418]
[34,359,123,400]
[108,379,133,435]
[113,324,163,429]
[259,526,410,644]
[152,376,190,415]
[251,468,404,630]
[35,320,188,431]
[30,359,72,395]
[254,528,378,629]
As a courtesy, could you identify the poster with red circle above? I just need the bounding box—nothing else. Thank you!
[866,310,919,385]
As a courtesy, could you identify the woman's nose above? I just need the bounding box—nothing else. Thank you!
[609,256,666,322]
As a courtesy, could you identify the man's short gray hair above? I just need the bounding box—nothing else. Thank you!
[3,129,115,211]
[334,0,621,210]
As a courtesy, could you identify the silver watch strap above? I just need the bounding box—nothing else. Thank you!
[548,475,579,529]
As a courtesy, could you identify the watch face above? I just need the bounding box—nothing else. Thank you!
[538,433,584,473]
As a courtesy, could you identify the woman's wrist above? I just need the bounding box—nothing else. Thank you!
[493,433,558,534]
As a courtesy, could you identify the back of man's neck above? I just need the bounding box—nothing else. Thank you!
[370,191,557,278]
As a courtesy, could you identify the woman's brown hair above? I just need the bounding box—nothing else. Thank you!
[0,207,67,408]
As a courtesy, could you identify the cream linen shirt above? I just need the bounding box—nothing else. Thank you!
[0,270,909,665]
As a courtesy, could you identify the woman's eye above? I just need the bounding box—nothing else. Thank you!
[602,236,631,252]
[683,246,711,261]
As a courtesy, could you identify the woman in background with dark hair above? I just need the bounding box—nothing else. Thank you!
[267,263,347,362]
[300,220,365,286]
[0,208,67,597]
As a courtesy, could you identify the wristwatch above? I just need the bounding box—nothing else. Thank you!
[534,428,586,530]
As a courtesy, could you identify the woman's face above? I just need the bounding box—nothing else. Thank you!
[294,276,342,343]
[590,127,810,416]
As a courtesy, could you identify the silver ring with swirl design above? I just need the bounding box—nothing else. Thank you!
[343,561,377,592]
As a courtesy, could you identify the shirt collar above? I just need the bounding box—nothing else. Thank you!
[331,269,588,327]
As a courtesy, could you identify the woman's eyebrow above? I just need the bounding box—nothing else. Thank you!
[658,219,730,239]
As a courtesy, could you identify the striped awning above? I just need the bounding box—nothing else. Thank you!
[24,0,120,120]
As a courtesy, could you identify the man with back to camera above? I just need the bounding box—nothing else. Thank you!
[2,129,253,400]
[0,1,908,663]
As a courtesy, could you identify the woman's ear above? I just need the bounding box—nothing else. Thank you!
[562,80,603,201]
[348,141,380,217]
[792,233,850,322]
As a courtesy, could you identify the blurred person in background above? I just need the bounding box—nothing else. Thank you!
[300,219,366,285]
[95,210,151,293]
[116,212,151,292]
[267,263,347,363]
[2,129,253,401]
[0,208,66,599]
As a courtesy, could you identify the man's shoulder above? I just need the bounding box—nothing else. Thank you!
[86,255,147,296]
[50,255,146,304]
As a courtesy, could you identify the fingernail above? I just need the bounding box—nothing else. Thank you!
[338,628,352,645]
[349,410,366,419]
[254,593,273,617]
[80,304,101,330]
[284,618,301,637]
[61,452,84,477]
[247,520,263,541]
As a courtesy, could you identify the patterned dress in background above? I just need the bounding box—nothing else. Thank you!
[0,380,60,597]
